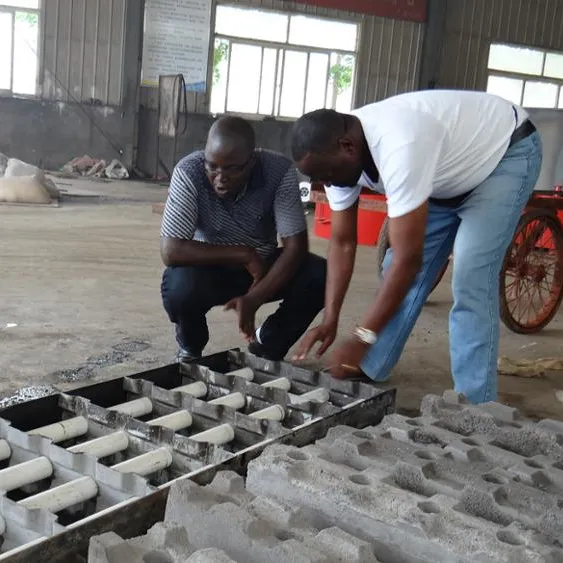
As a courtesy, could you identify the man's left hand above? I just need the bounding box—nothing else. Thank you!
[329,337,369,379]
[224,295,260,341]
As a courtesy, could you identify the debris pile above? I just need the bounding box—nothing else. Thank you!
[61,155,129,180]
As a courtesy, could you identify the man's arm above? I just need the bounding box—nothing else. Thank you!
[359,202,427,332]
[160,164,257,268]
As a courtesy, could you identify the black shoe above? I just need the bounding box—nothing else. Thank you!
[176,349,200,363]
[248,340,284,362]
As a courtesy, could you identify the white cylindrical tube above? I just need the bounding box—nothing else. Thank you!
[289,388,330,405]
[190,424,234,445]
[148,410,193,431]
[109,397,153,417]
[225,367,254,381]
[249,405,285,421]
[0,440,11,462]
[28,416,89,443]
[112,447,173,476]
[261,377,291,391]
[172,381,208,398]
[68,430,129,458]
[20,476,98,512]
[0,457,53,492]
[209,392,245,410]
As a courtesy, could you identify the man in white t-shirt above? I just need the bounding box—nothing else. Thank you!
[291,89,543,404]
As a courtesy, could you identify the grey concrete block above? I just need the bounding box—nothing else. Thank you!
[164,470,379,563]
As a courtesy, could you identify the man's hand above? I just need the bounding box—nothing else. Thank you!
[292,322,337,360]
[329,337,369,379]
[224,295,260,341]
[244,250,268,289]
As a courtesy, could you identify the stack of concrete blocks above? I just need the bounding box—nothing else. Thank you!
[89,391,563,562]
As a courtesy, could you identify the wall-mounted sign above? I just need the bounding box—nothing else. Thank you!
[293,0,427,23]
[141,0,212,91]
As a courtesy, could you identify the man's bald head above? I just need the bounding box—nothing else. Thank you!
[206,116,256,155]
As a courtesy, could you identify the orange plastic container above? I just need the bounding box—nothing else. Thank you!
[314,193,387,246]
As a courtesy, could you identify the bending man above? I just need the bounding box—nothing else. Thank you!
[291,89,542,403]
[160,116,326,362]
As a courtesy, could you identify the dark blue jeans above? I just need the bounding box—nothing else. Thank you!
[161,250,326,360]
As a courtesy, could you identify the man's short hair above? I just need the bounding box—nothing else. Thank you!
[291,109,346,161]
[208,116,256,153]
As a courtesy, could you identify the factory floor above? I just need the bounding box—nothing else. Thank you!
[1,178,562,420]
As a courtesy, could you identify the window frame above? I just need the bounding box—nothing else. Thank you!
[486,42,563,109]
[0,0,41,98]
[211,2,360,120]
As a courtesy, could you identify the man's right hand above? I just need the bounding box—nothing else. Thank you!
[244,249,268,289]
[292,322,337,360]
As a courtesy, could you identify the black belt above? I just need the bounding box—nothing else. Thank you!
[430,117,537,208]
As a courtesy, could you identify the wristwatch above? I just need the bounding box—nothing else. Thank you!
[354,326,378,345]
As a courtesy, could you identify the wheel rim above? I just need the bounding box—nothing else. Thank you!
[503,216,563,330]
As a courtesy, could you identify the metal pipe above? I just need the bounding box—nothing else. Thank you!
[68,431,129,458]
[148,411,193,431]
[109,397,153,417]
[190,424,234,445]
[208,392,246,410]
[249,405,285,421]
[289,388,330,405]
[0,457,53,492]
[19,476,98,512]
[225,367,254,381]
[28,416,89,443]
[112,447,173,476]
[171,381,207,398]
[261,377,291,391]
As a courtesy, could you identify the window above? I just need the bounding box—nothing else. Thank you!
[210,5,359,118]
[486,43,563,108]
[0,0,40,96]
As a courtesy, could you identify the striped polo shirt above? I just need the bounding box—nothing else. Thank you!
[160,149,307,258]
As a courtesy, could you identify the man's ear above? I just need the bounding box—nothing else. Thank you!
[337,136,357,156]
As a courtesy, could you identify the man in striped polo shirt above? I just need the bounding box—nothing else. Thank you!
[160,116,327,362]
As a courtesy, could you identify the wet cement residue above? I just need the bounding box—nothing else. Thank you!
[50,339,152,383]
[0,385,57,409]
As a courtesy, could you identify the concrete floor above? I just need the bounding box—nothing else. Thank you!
[2,178,563,420]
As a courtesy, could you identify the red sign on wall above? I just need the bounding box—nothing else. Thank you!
[293,0,428,23]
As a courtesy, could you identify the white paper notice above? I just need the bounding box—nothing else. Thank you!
[142,0,212,91]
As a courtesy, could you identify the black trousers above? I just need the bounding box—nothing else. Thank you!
[161,250,327,360]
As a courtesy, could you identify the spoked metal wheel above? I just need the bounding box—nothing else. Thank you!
[500,210,563,333]
[376,217,450,295]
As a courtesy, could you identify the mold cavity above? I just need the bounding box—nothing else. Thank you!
[461,438,479,446]
[349,474,371,486]
[353,431,373,440]
[497,530,524,546]
[415,451,437,461]
[406,420,422,427]
[524,459,544,469]
[482,474,507,485]
[275,530,295,542]
[418,501,442,514]
[287,450,309,462]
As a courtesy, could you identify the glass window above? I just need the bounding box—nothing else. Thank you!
[288,15,357,51]
[12,10,38,95]
[544,53,563,79]
[486,75,523,105]
[522,81,559,108]
[279,50,308,118]
[0,1,39,8]
[0,12,13,90]
[215,6,288,43]
[225,43,262,114]
[488,44,544,75]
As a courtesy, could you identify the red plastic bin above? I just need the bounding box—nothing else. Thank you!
[314,193,387,246]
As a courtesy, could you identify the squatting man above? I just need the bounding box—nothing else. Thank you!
[291,89,542,404]
[159,116,327,363]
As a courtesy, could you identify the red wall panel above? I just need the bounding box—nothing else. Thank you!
[293,0,428,23]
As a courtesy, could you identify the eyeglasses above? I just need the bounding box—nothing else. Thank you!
[204,152,254,177]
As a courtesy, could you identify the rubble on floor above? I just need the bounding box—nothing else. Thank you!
[90,391,563,563]
[60,155,129,180]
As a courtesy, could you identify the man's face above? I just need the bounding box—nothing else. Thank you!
[296,147,363,188]
[204,145,255,198]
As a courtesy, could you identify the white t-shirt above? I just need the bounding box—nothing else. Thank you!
[324,90,529,218]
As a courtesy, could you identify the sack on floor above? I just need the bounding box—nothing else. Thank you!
[0,175,53,204]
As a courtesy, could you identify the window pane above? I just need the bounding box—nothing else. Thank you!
[210,38,229,114]
[488,43,544,75]
[0,1,39,8]
[0,12,13,90]
[12,10,38,95]
[523,81,558,108]
[304,52,329,113]
[215,6,288,43]
[559,89,563,109]
[544,53,563,79]
[289,15,357,51]
[258,48,277,116]
[334,54,355,112]
[226,43,262,114]
[279,50,307,118]
[486,75,523,105]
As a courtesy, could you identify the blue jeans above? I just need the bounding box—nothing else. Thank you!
[360,131,543,404]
